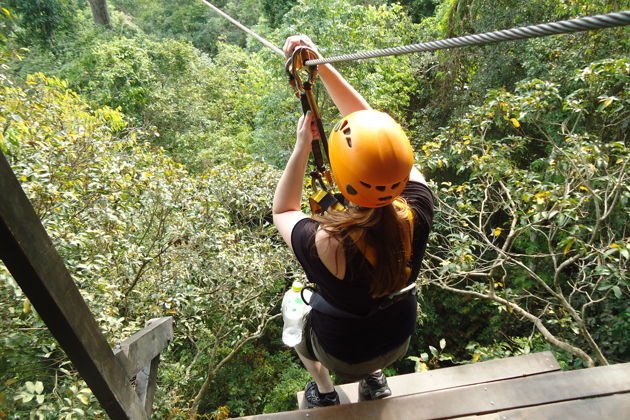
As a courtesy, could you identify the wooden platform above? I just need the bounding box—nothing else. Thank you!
[239,352,630,419]
[296,351,559,408]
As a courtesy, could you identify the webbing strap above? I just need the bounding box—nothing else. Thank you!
[348,200,414,269]
[305,284,417,319]
[308,291,363,319]
[309,190,344,214]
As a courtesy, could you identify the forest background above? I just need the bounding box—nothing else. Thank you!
[0,0,628,418]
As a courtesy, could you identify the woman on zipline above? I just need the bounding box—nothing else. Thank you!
[273,35,434,408]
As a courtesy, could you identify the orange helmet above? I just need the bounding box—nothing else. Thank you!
[329,110,414,208]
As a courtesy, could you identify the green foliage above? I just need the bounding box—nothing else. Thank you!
[262,357,312,413]
[262,0,299,27]
[465,334,549,363]
[389,0,437,23]
[110,0,266,54]
[408,337,456,371]
[0,70,292,417]
[4,0,77,45]
[415,286,524,360]
[0,8,23,63]
[195,339,310,416]
[16,27,280,170]
[407,0,630,143]
[421,57,629,368]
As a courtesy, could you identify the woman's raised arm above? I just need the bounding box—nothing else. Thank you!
[283,35,371,117]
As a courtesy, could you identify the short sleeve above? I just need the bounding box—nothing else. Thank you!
[401,181,434,230]
[290,217,320,274]
[401,181,434,279]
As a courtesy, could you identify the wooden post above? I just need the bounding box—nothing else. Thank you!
[0,151,146,419]
[113,317,174,417]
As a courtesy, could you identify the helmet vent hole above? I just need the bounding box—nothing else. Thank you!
[378,196,393,202]
[343,127,351,136]
[360,181,371,189]
[391,182,400,189]
[376,185,386,191]
[346,136,352,147]
[346,184,358,195]
[337,119,349,132]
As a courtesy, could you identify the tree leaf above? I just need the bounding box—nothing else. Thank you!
[563,238,574,255]
[25,381,35,393]
[439,338,446,350]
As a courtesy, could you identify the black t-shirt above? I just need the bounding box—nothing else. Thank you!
[291,181,434,363]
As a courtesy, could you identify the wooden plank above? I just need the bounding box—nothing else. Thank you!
[297,351,560,408]
[0,152,147,419]
[243,362,630,420]
[454,393,630,420]
[113,317,173,378]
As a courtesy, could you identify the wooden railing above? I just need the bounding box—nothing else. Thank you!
[0,150,173,419]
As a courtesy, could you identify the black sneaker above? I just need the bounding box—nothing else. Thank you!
[358,371,392,400]
[304,381,340,408]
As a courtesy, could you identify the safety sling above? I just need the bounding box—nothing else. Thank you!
[286,46,344,214]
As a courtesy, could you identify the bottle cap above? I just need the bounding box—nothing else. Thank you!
[291,281,304,292]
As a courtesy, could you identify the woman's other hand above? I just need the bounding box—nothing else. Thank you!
[296,111,318,152]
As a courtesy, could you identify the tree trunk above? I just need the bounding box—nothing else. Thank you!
[87,0,111,28]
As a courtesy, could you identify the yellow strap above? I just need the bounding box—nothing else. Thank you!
[350,200,414,269]
[309,190,344,214]
[348,229,377,265]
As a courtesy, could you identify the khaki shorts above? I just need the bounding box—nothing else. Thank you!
[295,313,411,383]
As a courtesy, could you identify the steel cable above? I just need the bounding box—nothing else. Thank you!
[305,11,630,65]
[199,0,284,57]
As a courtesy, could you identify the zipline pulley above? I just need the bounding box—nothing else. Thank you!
[285,47,344,214]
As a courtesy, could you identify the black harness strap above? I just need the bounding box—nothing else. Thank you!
[302,283,417,320]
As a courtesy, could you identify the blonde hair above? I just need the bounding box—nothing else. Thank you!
[313,199,411,298]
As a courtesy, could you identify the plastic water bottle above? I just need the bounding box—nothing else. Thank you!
[281,281,311,347]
